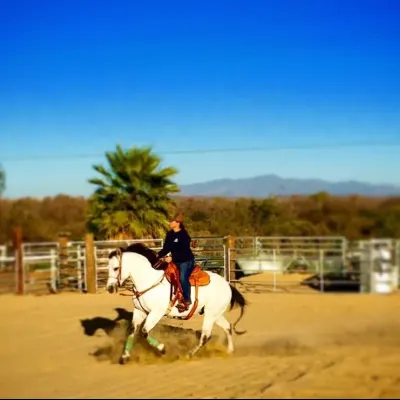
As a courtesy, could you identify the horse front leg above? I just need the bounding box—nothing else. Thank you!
[141,310,166,354]
[120,309,146,365]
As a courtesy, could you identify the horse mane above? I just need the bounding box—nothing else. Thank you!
[108,243,159,267]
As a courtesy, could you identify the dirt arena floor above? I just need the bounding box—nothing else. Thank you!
[1,285,400,399]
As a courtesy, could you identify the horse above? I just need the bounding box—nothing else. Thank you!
[106,243,247,364]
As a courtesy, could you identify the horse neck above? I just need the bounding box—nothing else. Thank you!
[122,252,163,290]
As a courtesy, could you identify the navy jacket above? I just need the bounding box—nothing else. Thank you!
[158,229,194,263]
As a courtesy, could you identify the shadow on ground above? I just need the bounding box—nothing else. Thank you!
[80,307,228,364]
[79,307,312,365]
[301,272,360,293]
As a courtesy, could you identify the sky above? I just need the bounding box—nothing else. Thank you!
[1,0,399,198]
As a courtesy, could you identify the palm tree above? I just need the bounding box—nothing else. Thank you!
[87,145,180,239]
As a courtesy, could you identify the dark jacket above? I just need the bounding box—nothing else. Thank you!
[158,229,194,263]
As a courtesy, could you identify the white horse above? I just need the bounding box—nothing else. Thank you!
[106,243,247,364]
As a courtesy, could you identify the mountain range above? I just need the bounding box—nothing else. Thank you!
[179,174,400,198]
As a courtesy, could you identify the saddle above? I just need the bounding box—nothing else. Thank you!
[164,262,210,319]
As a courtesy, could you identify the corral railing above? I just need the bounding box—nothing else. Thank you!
[1,235,399,296]
[229,236,399,294]
[191,236,226,277]
[23,242,59,294]
[230,236,351,293]
[351,238,399,294]
[0,235,226,294]
[0,241,60,295]
[0,244,16,294]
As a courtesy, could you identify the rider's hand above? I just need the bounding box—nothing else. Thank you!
[164,256,172,263]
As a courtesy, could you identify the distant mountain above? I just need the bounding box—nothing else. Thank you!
[179,174,400,197]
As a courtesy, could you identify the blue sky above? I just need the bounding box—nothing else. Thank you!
[1,0,399,198]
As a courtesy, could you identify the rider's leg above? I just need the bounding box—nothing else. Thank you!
[178,259,195,305]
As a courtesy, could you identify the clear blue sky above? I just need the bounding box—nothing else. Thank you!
[1,0,399,198]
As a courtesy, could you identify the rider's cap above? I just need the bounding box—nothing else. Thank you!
[172,214,184,223]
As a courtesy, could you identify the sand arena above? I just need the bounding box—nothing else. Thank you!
[1,281,400,399]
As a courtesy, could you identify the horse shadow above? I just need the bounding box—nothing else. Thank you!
[79,308,223,364]
[300,272,360,293]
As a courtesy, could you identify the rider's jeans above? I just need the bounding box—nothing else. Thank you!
[176,259,195,302]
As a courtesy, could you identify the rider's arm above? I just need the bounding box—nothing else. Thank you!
[157,231,172,258]
[180,229,192,249]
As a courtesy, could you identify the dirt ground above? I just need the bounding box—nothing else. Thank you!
[1,286,400,399]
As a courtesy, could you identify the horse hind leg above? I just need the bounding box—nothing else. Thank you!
[187,314,215,358]
[215,315,234,354]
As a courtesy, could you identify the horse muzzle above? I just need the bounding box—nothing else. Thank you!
[106,282,118,294]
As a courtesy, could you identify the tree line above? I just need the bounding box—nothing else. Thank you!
[0,193,399,244]
[0,146,399,244]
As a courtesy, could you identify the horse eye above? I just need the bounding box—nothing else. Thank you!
[113,267,119,271]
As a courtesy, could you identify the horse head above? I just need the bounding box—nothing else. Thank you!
[106,244,163,294]
[106,248,123,294]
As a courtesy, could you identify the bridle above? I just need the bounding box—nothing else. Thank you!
[113,248,123,287]
[112,249,166,300]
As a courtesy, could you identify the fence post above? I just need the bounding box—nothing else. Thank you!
[50,248,57,293]
[319,249,324,293]
[13,227,24,295]
[76,245,83,292]
[396,240,400,289]
[85,233,96,294]
[225,235,236,283]
[58,234,69,267]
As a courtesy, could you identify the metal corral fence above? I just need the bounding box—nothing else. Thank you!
[230,236,399,294]
[1,234,399,296]
[350,238,400,295]
[0,245,16,294]
[0,242,59,295]
[0,235,227,294]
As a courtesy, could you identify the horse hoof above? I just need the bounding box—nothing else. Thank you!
[119,356,129,365]
[157,344,166,355]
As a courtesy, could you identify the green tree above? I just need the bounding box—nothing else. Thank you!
[87,145,180,239]
[0,164,5,196]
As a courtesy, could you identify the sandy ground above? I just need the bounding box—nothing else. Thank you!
[1,287,400,399]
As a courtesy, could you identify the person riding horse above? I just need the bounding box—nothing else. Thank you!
[157,214,195,312]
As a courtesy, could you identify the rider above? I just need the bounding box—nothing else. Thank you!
[157,214,195,312]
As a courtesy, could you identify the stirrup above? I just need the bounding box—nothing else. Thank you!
[177,301,190,312]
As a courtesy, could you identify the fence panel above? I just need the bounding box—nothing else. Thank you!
[0,245,16,295]
[1,235,398,296]
[355,239,399,294]
[229,236,352,293]
[21,242,59,294]
[191,236,226,277]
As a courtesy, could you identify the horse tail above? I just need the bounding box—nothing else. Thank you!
[229,284,247,335]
